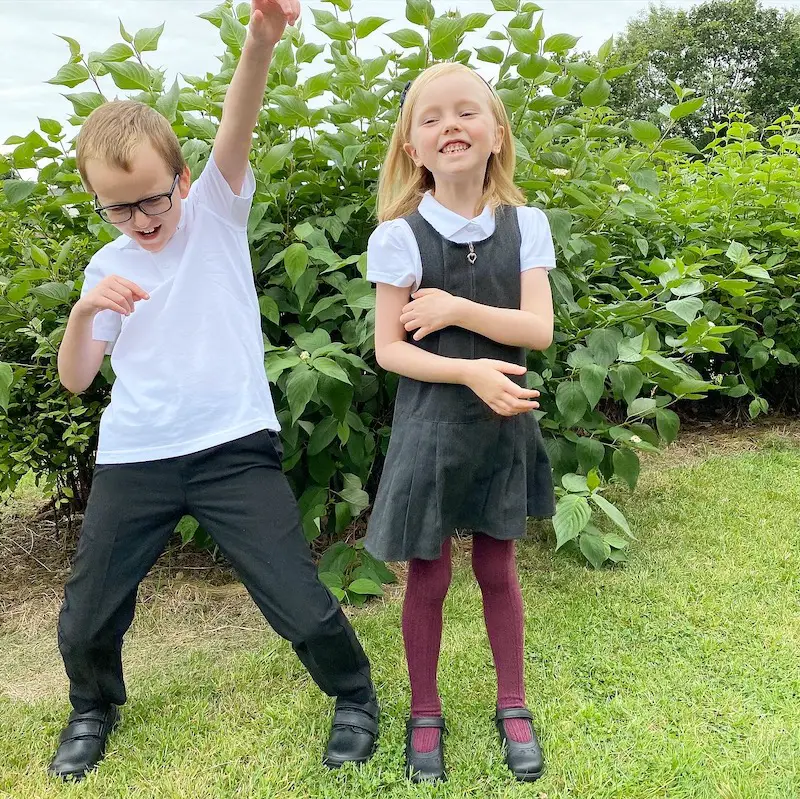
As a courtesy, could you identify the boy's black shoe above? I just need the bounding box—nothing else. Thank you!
[323,699,379,768]
[47,705,119,781]
[405,716,447,783]
[495,707,544,782]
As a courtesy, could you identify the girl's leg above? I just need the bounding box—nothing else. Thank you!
[403,537,452,753]
[471,534,533,743]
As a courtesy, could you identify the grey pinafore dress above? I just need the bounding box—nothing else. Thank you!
[365,205,555,562]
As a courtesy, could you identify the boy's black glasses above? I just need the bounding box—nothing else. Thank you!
[94,173,180,224]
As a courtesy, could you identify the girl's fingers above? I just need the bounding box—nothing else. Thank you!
[412,327,431,341]
[114,277,149,300]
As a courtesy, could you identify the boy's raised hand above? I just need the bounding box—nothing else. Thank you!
[249,0,301,47]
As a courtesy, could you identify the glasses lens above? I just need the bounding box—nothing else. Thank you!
[139,196,172,216]
[101,206,133,223]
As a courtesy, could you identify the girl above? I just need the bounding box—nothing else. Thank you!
[365,62,557,784]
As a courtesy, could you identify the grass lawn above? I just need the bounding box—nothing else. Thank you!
[1,433,799,798]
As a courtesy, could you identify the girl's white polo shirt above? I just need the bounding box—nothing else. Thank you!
[81,154,280,464]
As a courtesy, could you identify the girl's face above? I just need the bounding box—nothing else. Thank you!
[403,72,503,184]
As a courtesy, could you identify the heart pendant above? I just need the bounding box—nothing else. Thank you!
[467,243,477,264]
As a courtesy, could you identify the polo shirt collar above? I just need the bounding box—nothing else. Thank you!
[418,191,494,239]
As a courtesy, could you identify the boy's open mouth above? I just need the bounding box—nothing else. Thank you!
[134,225,162,242]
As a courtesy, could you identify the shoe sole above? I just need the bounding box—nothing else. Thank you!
[322,754,374,769]
[512,767,544,782]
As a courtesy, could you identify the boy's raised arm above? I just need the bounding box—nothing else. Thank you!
[212,0,300,194]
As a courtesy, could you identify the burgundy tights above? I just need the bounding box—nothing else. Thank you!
[402,534,532,753]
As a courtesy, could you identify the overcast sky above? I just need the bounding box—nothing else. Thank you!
[2,0,800,142]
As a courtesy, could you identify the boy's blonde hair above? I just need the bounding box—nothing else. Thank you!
[377,63,525,222]
[76,100,186,194]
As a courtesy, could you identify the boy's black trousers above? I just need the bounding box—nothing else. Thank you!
[57,430,374,713]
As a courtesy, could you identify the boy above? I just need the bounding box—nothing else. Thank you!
[49,0,378,781]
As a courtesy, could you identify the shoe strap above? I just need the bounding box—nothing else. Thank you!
[496,707,533,722]
[59,718,104,743]
[407,716,446,730]
[332,707,378,736]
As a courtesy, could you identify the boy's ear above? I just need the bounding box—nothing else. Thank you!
[403,141,423,166]
[178,165,192,198]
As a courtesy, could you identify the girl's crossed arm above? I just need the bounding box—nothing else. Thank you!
[375,283,541,418]
[399,268,554,351]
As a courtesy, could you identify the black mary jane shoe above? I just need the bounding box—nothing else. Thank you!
[47,705,119,781]
[405,716,447,784]
[495,707,544,782]
[323,700,379,768]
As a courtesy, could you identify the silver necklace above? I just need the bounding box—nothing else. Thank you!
[467,242,477,264]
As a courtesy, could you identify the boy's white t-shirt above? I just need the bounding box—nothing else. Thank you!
[366,192,557,290]
[82,153,279,464]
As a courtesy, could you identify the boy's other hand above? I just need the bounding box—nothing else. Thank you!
[249,0,301,47]
[76,276,149,318]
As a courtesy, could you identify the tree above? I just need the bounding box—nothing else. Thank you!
[609,0,800,142]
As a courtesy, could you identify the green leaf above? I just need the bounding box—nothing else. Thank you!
[174,515,199,544]
[586,328,622,368]
[661,137,701,155]
[259,142,294,174]
[2,180,38,205]
[725,241,750,266]
[100,43,135,62]
[39,118,63,136]
[258,295,280,325]
[612,448,640,490]
[579,533,611,569]
[577,437,605,472]
[740,265,773,283]
[566,61,599,82]
[627,397,657,419]
[155,78,180,122]
[308,416,339,456]
[56,34,82,58]
[508,28,541,54]
[556,380,587,428]
[0,363,13,411]
[355,16,389,38]
[553,494,591,550]
[543,33,579,53]
[340,473,369,514]
[581,77,611,108]
[591,493,633,538]
[106,61,152,91]
[284,243,309,286]
[670,97,704,121]
[655,408,680,444]
[597,35,613,61]
[286,364,319,424]
[347,578,383,597]
[562,473,589,493]
[63,91,106,117]
[491,0,517,10]
[477,46,505,64]
[134,23,165,52]
[429,17,462,59]
[47,63,90,88]
[388,29,425,48]
[579,364,607,409]
[317,19,353,41]
[629,119,661,145]
[221,14,247,51]
[665,297,703,324]
[32,282,71,309]
[462,12,492,31]
[312,357,351,384]
[615,364,645,405]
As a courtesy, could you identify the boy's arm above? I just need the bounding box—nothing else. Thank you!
[58,275,149,394]
[212,0,300,194]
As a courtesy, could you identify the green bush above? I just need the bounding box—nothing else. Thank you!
[1,0,797,584]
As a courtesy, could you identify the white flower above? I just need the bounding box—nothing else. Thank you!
[300,350,311,361]
[630,434,642,443]
[550,168,570,177]
[617,183,632,193]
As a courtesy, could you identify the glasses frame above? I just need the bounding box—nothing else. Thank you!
[94,173,181,224]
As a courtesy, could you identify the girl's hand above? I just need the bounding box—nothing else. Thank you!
[75,275,149,318]
[249,0,300,48]
[400,288,465,341]
[463,359,540,417]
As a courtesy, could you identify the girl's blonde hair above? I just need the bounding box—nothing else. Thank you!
[377,62,525,222]
[76,100,186,194]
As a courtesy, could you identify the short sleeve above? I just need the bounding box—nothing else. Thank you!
[366,219,422,291]
[517,206,557,272]
[190,151,255,228]
[80,252,122,354]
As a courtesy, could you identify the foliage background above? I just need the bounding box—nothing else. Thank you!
[1,0,798,594]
